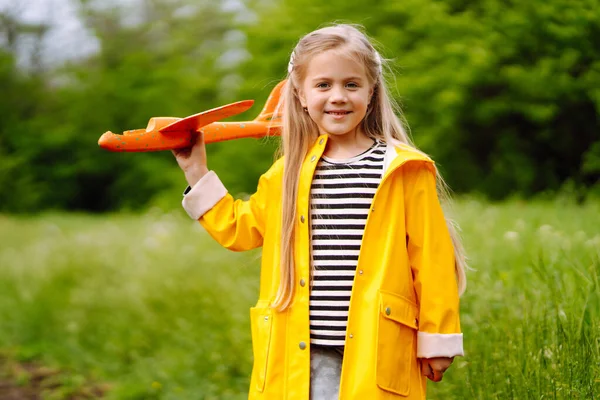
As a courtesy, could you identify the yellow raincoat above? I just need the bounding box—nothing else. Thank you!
[183,134,463,399]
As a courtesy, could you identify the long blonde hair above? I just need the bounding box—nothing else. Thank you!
[272,24,467,310]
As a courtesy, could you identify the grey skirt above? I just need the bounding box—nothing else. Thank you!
[310,345,344,400]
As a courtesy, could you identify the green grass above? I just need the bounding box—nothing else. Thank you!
[0,198,598,399]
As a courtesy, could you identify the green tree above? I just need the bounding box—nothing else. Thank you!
[240,0,600,198]
[0,10,52,211]
[1,0,247,212]
[2,0,598,212]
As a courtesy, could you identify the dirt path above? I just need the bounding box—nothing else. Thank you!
[0,359,108,400]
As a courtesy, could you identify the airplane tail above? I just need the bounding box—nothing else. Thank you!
[253,80,286,123]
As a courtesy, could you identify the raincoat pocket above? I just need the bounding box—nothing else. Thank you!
[376,290,419,396]
[250,304,273,392]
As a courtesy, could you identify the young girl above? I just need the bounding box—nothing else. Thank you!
[174,24,466,400]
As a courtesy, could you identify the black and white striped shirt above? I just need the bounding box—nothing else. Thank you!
[309,140,386,346]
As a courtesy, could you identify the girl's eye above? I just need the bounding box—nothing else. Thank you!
[346,82,359,89]
[316,82,330,89]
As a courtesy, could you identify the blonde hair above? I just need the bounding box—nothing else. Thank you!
[272,23,466,310]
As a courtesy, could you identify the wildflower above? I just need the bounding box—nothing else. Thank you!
[503,231,519,241]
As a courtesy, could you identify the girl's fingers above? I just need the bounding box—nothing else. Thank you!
[421,361,434,380]
[172,131,204,164]
[172,147,191,161]
[172,131,208,186]
[194,130,203,146]
[421,360,446,382]
[195,131,207,160]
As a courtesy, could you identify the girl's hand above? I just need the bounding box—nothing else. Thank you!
[421,357,454,382]
[171,131,209,187]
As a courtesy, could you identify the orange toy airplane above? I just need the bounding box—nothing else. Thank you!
[98,80,284,152]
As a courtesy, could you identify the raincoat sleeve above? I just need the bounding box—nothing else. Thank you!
[403,161,464,358]
[182,161,280,251]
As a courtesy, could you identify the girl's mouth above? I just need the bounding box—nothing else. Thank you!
[325,111,352,115]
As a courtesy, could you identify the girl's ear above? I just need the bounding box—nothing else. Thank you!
[297,88,307,108]
[368,84,377,105]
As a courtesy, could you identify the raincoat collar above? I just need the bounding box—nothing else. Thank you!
[309,134,433,176]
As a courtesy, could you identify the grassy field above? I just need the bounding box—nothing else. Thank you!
[0,198,598,399]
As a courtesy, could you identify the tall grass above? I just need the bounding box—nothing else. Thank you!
[436,198,600,399]
[0,199,598,399]
[0,210,260,399]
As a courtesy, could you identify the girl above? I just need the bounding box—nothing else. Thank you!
[174,24,466,400]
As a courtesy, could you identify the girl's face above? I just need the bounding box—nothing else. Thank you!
[298,49,373,140]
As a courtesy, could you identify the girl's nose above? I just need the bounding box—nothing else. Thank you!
[329,85,347,103]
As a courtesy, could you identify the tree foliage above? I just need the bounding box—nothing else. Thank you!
[0,0,598,212]
[240,0,600,198]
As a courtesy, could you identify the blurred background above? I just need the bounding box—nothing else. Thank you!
[1,0,598,212]
[0,0,599,399]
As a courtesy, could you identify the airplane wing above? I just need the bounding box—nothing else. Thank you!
[160,100,254,133]
[98,80,286,152]
[98,100,254,152]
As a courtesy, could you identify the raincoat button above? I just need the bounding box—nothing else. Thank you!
[385,307,391,316]
[300,215,305,223]
[264,316,269,321]
[319,138,324,145]
[359,270,364,275]
[300,279,306,287]
[310,155,316,162]
[349,334,354,339]
[299,341,306,350]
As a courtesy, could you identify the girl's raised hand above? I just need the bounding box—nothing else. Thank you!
[421,357,454,382]
[171,131,209,187]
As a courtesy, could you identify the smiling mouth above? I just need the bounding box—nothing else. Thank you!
[325,111,352,115]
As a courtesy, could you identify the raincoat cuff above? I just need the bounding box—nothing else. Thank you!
[417,332,464,358]
[182,171,228,220]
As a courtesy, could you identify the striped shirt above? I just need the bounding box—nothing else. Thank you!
[309,140,386,346]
